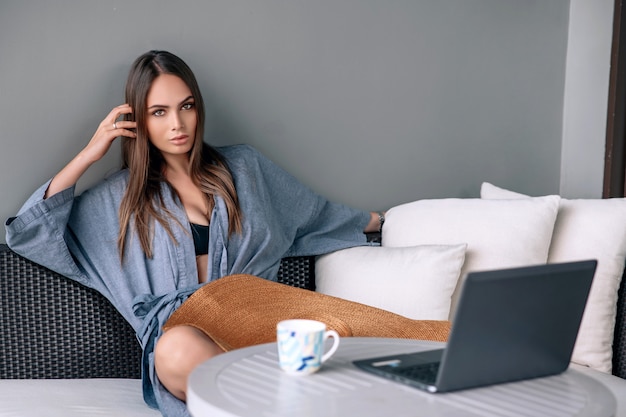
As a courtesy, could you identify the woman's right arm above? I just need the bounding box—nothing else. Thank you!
[6,105,136,280]
[45,104,136,198]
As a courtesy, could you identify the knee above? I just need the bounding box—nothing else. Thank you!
[155,328,190,373]
[154,326,222,401]
[154,326,223,379]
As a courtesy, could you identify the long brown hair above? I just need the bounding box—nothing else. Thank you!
[118,50,242,259]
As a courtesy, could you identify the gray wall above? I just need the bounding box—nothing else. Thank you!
[560,0,613,198]
[0,1,601,243]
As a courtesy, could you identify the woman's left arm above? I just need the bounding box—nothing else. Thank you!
[364,211,386,233]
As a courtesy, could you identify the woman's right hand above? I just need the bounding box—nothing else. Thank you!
[44,104,137,199]
[80,104,137,164]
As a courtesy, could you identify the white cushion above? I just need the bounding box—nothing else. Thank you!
[382,196,560,317]
[481,181,626,373]
[316,244,466,320]
[0,378,159,417]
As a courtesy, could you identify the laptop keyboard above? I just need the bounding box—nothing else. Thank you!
[394,362,440,384]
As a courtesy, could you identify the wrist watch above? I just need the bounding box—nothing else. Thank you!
[377,211,385,233]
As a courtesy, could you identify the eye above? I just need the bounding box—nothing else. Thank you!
[181,102,195,111]
[152,109,165,117]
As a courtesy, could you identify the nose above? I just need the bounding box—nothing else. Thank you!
[171,111,184,130]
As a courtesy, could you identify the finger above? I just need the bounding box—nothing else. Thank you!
[115,104,133,115]
[113,122,137,137]
[107,104,131,119]
[121,129,137,138]
[100,108,127,130]
[107,104,133,124]
[112,120,137,130]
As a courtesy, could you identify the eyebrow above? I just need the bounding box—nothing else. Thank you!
[147,95,194,110]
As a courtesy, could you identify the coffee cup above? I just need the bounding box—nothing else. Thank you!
[276,319,340,376]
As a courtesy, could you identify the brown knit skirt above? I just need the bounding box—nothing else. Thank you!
[163,274,451,352]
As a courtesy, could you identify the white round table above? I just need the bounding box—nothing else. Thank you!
[188,337,617,417]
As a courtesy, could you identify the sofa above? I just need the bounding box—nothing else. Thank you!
[0,244,320,417]
[2,184,626,416]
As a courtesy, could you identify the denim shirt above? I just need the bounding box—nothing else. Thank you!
[5,144,371,417]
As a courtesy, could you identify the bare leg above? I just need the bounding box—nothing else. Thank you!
[154,325,225,401]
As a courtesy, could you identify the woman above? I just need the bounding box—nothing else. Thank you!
[5,50,383,416]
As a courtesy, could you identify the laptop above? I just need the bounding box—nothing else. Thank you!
[353,260,597,393]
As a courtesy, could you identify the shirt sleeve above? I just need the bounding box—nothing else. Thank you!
[224,145,372,259]
[5,180,85,282]
[288,197,372,257]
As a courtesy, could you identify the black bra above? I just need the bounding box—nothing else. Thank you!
[190,223,209,256]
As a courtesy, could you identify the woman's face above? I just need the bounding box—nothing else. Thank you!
[145,74,197,159]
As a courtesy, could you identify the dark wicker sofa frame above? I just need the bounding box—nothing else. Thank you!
[1,243,625,380]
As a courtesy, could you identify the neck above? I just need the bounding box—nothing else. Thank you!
[163,153,191,178]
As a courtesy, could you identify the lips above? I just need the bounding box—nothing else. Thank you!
[170,135,189,145]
